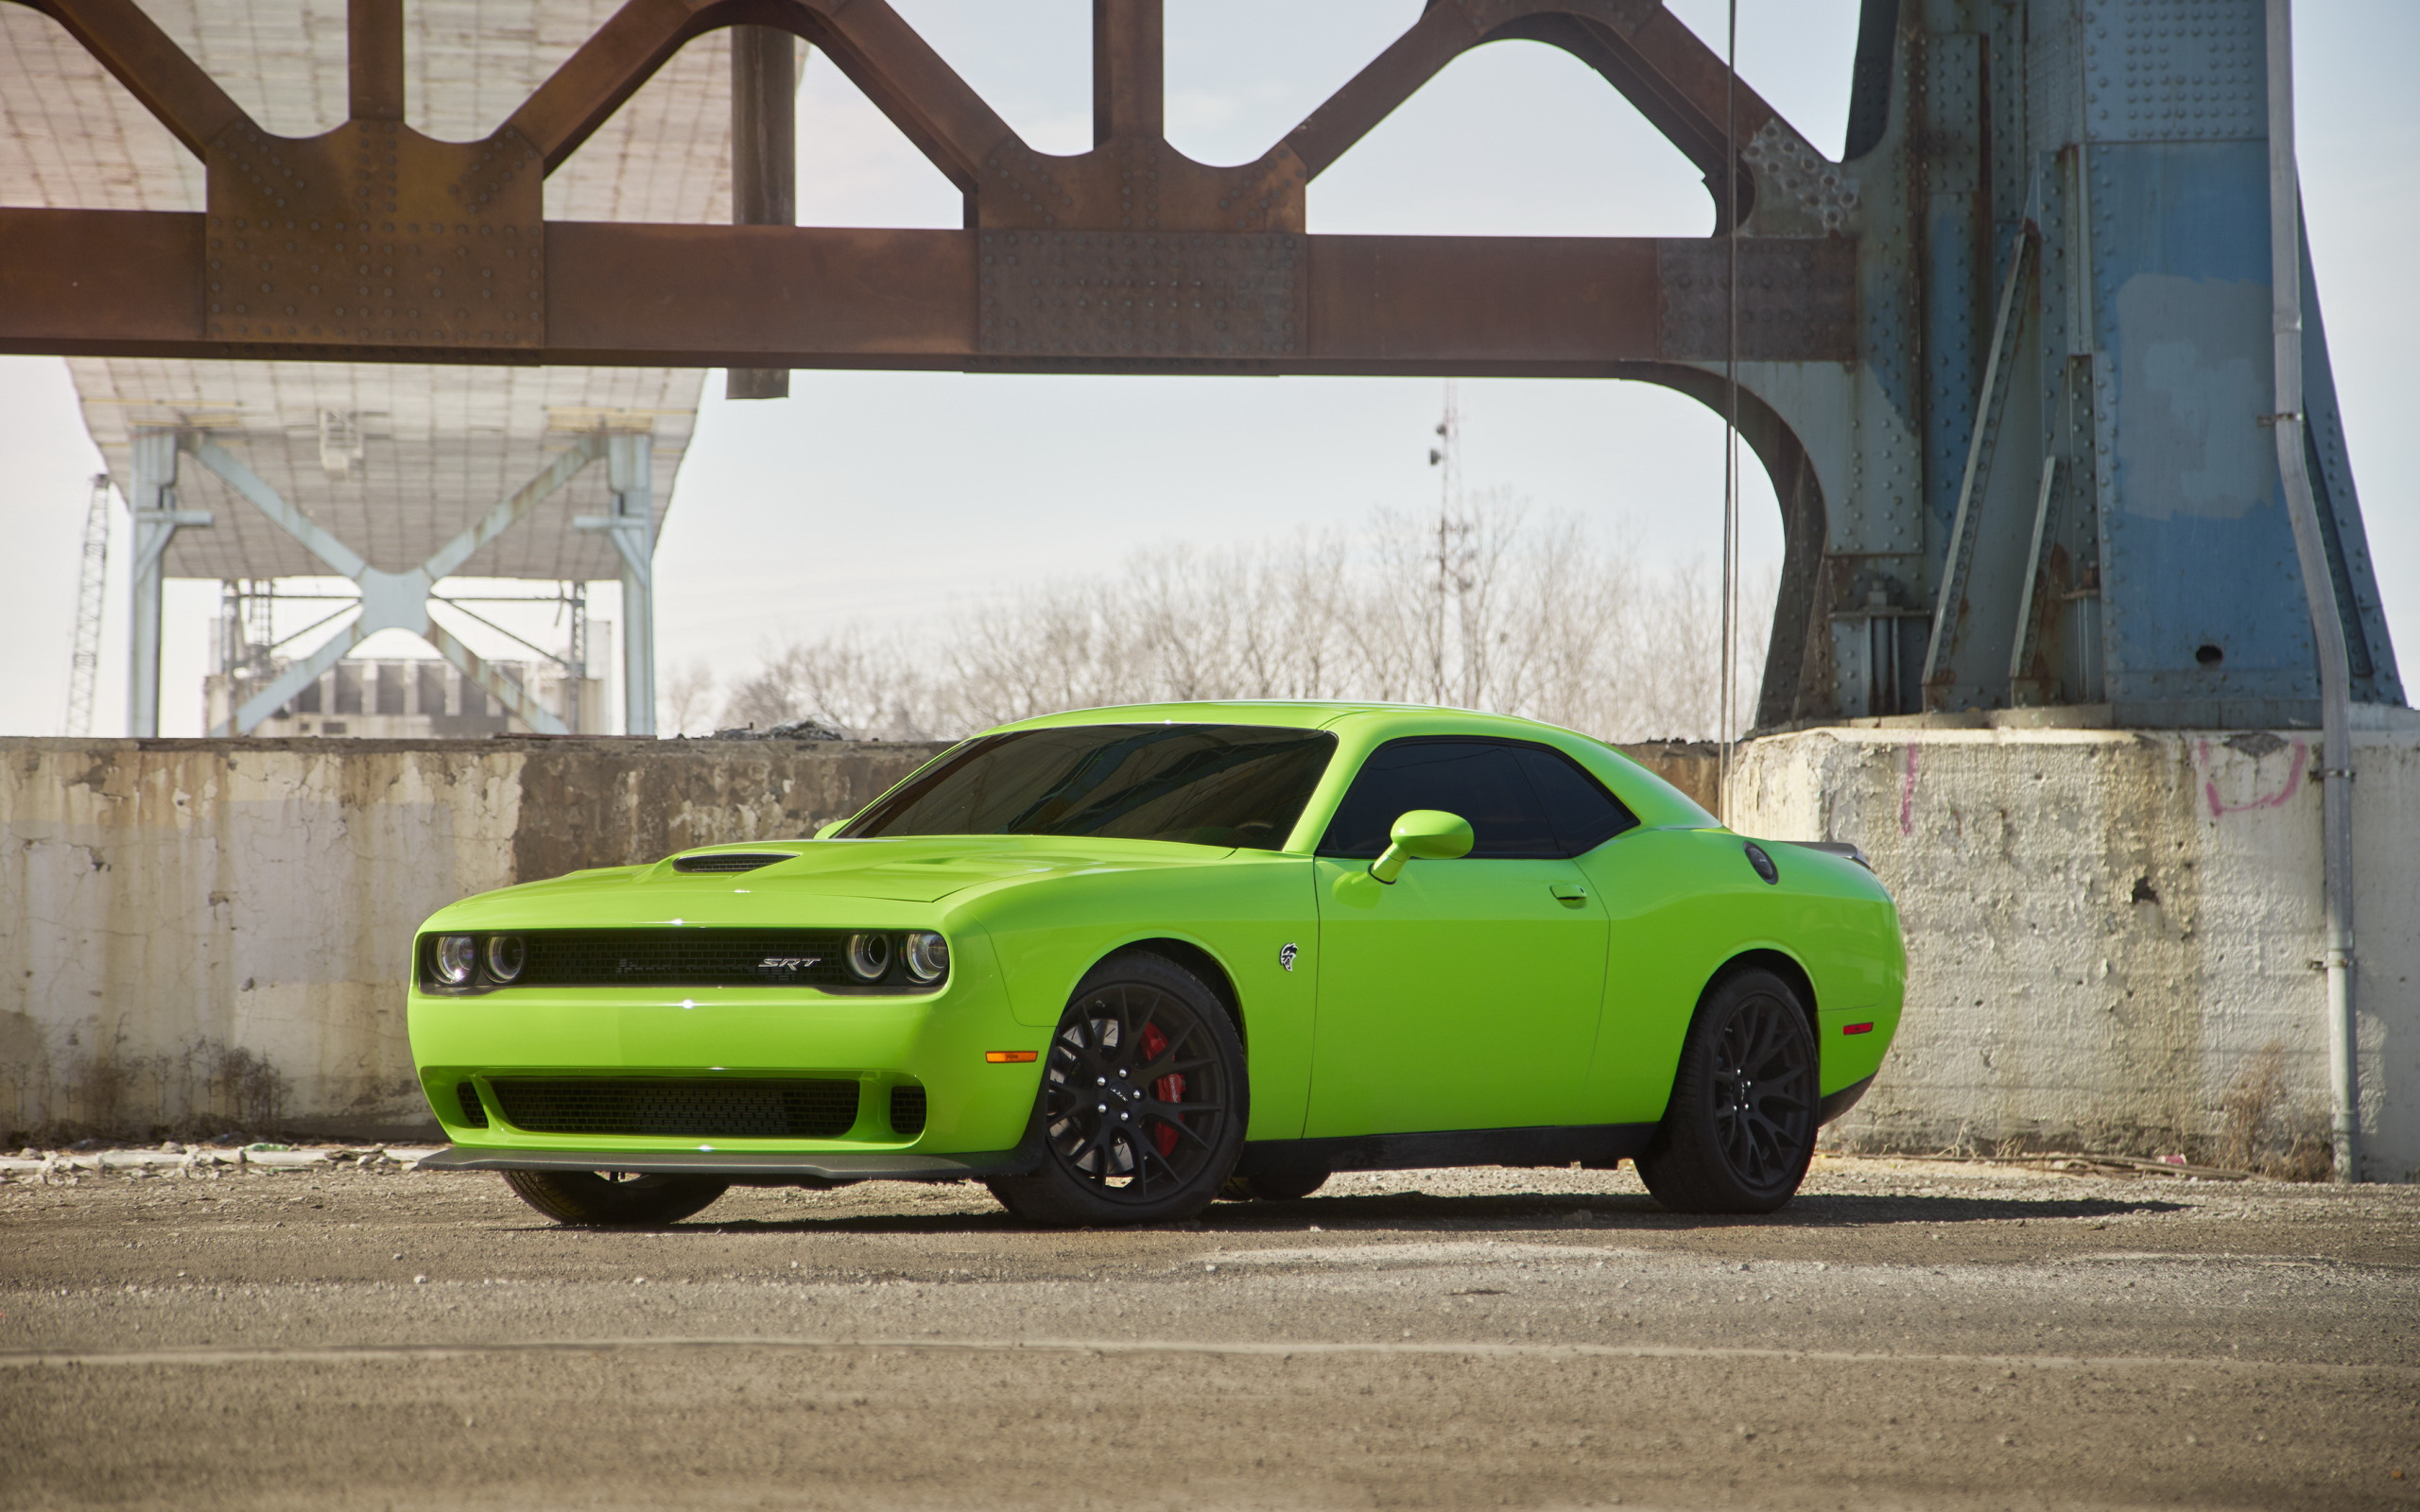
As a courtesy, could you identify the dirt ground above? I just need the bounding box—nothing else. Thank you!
[2,1153,2414,1511]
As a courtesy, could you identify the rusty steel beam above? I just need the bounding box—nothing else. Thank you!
[502,0,1014,191]
[726,24,798,400]
[0,0,1856,373]
[10,0,247,157]
[348,0,405,122]
[1093,0,1163,146]
[1283,0,1786,224]
[0,210,1853,373]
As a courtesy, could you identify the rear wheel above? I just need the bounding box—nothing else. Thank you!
[987,953,1248,1227]
[1635,968,1819,1214]
[500,1169,730,1226]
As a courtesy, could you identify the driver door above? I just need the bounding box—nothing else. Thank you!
[1305,739,1611,1136]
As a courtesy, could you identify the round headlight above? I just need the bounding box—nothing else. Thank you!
[433,935,476,987]
[902,931,949,984]
[846,932,892,982]
[485,934,526,984]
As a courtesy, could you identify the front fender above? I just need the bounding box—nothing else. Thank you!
[959,854,1319,1142]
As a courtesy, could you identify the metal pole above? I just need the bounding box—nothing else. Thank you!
[2265,0,2360,1182]
[1717,0,1739,820]
[608,432,657,736]
[125,432,210,737]
[64,473,112,737]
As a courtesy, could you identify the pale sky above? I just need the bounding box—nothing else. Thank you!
[0,1,2411,734]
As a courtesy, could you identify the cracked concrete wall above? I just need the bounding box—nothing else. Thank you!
[1729,728,2420,1182]
[0,738,946,1142]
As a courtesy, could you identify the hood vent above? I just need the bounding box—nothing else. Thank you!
[671,852,793,875]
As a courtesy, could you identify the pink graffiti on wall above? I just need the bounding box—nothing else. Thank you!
[2195,737,2309,819]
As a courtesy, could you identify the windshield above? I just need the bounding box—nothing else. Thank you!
[838,724,1338,850]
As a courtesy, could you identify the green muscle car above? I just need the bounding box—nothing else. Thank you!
[409,702,1903,1226]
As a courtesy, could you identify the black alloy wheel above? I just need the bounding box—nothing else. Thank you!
[1634,967,1819,1214]
[500,1169,730,1226]
[987,953,1248,1227]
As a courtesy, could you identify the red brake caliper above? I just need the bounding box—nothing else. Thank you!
[1140,1023,1183,1158]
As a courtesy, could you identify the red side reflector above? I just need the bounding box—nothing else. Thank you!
[1843,1022,1875,1036]
[985,1051,1039,1063]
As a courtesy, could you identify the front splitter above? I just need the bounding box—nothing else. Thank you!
[417,1145,1037,1183]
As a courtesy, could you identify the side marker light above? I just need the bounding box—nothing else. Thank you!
[985,1051,1039,1063]
[1843,1022,1875,1036]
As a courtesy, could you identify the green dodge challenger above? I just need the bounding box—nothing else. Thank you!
[409,702,1904,1226]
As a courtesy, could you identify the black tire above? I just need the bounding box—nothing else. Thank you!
[987,952,1249,1227]
[1635,967,1819,1214]
[500,1169,730,1226]
[1221,1158,1331,1202]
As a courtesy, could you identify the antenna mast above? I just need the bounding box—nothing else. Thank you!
[1427,383,1462,704]
[63,474,112,737]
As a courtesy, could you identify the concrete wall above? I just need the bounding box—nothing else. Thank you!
[0,738,947,1142]
[1729,725,2420,1182]
[26,728,2407,1180]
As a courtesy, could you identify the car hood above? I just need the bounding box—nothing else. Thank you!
[519,833,1241,907]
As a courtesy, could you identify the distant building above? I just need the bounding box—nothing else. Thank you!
[205,646,609,740]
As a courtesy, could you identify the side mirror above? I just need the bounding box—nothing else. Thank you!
[1370,809,1475,884]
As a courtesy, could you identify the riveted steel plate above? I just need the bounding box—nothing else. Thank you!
[203,119,544,351]
[1656,237,1857,362]
[976,138,1307,235]
[977,231,1304,360]
[2082,0,2265,144]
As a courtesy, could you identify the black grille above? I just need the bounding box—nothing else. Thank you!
[455,1081,489,1127]
[490,1078,861,1139]
[890,1084,927,1137]
[514,930,855,988]
[671,853,793,874]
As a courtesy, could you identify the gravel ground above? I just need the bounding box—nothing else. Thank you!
[1,1152,2414,1510]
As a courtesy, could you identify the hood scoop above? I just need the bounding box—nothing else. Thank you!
[671,852,794,875]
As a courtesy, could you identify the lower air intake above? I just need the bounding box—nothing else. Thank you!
[489,1078,860,1139]
[890,1084,927,1137]
[455,1082,489,1127]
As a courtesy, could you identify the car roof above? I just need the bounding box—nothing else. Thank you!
[989,701,1720,830]
[997,700,1558,735]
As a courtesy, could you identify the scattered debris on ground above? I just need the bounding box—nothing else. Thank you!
[0,1143,441,1183]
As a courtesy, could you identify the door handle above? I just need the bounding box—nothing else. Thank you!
[1548,882,1588,904]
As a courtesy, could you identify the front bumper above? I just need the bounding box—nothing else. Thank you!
[407,955,1049,1159]
[417,1143,1038,1184]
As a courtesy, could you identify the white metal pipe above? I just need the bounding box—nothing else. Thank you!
[2265,0,2360,1182]
[608,433,658,737]
[125,437,172,739]
[125,432,210,738]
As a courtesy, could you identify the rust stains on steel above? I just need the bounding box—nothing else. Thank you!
[0,0,1856,374]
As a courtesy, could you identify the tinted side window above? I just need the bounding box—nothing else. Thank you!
[1516,747,1639,854]
[1318,741,1560,858]
[841,725,1336,850]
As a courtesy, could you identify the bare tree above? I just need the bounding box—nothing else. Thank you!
[707,501,1774,746]
[659,659,717,735]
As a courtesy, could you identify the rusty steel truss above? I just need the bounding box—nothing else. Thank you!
[1,0,2399,734]
[0,0,1853,374]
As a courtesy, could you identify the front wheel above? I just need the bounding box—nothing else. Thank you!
[500,1169,730,1226]
[987,953,1248,1227]
[1634,968,1819,1214]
